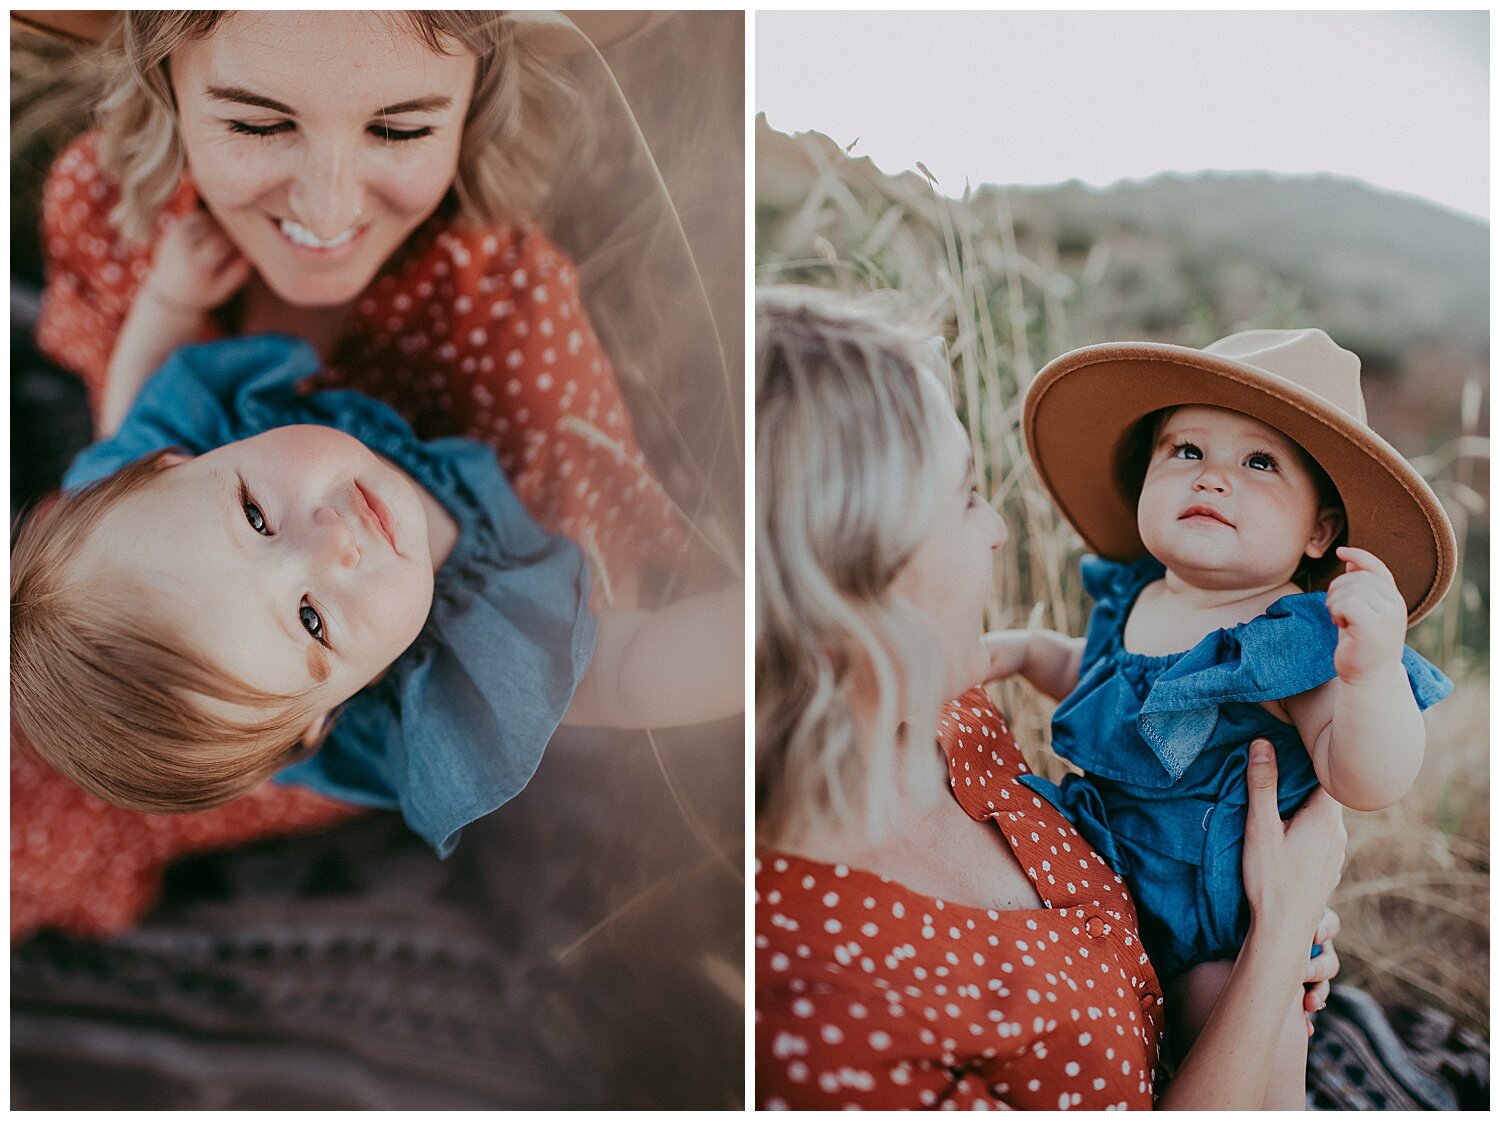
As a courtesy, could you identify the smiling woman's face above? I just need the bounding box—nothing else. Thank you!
[75,426,438,724]
[168,11,477,308]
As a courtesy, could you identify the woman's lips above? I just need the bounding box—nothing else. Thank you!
[354,482,398,553]
[1179,504,1233,526]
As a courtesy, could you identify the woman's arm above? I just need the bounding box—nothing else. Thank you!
[563,579,744,728]
[100,210,250,436]
[1156,740,1347,1109]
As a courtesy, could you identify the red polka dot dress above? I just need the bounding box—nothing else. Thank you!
[15,132,694,941]
[756,688,1166,1109]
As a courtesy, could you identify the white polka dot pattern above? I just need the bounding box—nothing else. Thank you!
[756,687,1165,1109]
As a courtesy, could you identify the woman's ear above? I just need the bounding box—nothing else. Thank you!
[1305,507,1346,559]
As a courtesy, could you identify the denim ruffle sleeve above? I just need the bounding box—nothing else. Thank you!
[1137,592,1452,782]
[62,335,323,489]
[279,438,597,858]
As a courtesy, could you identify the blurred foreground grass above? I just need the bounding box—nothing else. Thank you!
[758,123,1489,1033]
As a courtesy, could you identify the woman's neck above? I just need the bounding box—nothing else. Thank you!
[785,712,951,866]
[238,275,354,360]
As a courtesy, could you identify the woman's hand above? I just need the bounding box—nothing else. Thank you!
[1242,739,1347,950]
[142,208,253,317]
[1303,907,1341,1034]
[1157,742,1347,1107]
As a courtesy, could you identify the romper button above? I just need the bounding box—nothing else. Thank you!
[1085,915,1106,938]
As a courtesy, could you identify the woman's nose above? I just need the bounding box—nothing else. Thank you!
[288,141,365,240]
[309,507,361,571]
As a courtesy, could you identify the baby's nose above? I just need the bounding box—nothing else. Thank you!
[312,508,361,570]
[1192,469,1229,493]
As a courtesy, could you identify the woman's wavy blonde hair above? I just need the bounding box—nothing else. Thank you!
[11,451,325,813]
[756,286,957,849]
[94,11,575,240]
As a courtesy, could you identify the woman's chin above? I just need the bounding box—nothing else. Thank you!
[257,263,375,309]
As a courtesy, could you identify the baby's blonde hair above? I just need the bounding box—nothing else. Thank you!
[11,452,321,813]
[756,285,956,848]
[94,11,576,240]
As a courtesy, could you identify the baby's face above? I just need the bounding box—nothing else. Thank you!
[1137,405,1341,592]
[76,425,438,726]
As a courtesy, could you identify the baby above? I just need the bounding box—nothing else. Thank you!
[988,329,1452,1107]
[12,210,742,856]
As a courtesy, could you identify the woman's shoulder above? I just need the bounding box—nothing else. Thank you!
[937,686,1033,806]
[386,217,580,291]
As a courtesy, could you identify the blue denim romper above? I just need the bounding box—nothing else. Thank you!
[1019,555,1451,980]
[65,335,597,858]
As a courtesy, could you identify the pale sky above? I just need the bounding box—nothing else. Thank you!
[757,10,1489,220]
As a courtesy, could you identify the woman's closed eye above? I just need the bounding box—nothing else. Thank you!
[226,119,294,139]
[225,118,434,143]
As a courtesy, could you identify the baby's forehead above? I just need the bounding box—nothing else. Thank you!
[1156,404,1294,445]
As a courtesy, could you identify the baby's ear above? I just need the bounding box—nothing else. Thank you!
[1305,506,1346,559]
[297,713,331,752]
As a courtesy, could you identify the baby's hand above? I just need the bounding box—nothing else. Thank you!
[142,209,253,317]
[982,630,1031,681]
[1326,546,1407,685]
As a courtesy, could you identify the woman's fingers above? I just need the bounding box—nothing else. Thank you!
[1243,739,1280,841]
[1314,907,1342,946]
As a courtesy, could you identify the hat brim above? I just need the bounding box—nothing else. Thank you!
[1023,341,1456,624]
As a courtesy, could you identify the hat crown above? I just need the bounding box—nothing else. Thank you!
[1203,328,1367,424]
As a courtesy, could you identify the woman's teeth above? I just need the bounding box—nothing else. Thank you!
[279,218,358,249]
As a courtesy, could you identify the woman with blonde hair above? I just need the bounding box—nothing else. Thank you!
[13,10,739,945]
[754,284,1344,1109]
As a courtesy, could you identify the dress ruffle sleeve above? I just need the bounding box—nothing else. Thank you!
[1136,592,1451,782]
[280,436,596,858]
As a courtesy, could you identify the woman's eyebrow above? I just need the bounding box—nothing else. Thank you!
[206,86,453,118]
[377,95,454,115]
[206,85,296,115]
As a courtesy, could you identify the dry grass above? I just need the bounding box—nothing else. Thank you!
[757,129,1489,1034]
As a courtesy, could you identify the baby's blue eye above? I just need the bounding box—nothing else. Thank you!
[241,491,270,535]
[299,601,325,643]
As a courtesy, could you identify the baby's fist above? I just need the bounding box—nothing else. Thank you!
[143,209,252,315]
[1326,546,1407,684]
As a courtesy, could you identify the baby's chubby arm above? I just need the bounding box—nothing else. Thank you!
[562,580,745,729]
[983,627,1084,701]
[101,209,252,437]
[1283,547,1425,812]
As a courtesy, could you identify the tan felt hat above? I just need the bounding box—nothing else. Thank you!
[1023,329,1456,625]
